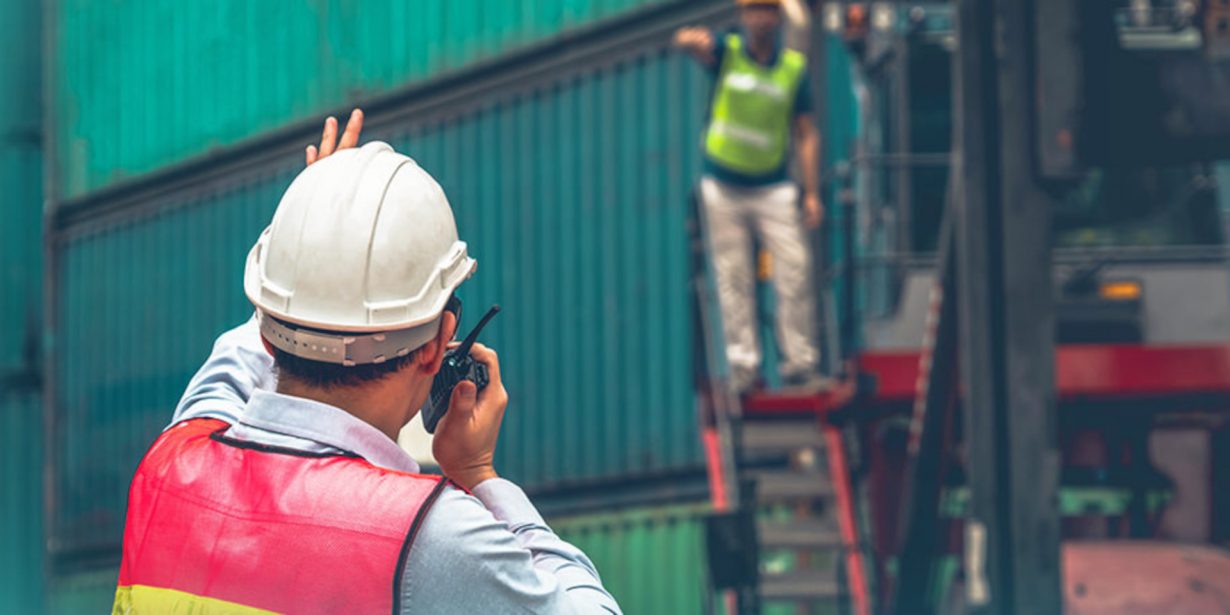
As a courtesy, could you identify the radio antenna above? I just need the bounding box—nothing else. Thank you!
[456,305,501,356]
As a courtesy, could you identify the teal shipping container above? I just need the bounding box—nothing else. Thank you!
[48,2,735,559]
[0,0,45,612]
[50,0,682,199]
[46,568,118,614]
[0,0,43,374]
[0,393,45,614]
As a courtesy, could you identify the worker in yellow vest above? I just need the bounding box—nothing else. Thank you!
[674,0,826,392]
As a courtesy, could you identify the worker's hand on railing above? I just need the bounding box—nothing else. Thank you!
[432,342,507,492]
[673,26,716,66]
[305,108,364,166]
[804,191,825,229]
[672,26,713,50]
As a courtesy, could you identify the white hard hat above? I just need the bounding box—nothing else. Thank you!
[244,141,476,366]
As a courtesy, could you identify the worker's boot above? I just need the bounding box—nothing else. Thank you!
[780,372,834,393]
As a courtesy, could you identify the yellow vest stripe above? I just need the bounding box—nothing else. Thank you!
[113,585,278,615]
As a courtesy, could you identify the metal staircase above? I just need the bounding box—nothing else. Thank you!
[742,416,846,608]
[701,392,871,615]
[690,188,872,615]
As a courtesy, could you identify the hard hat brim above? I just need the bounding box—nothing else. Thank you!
[244,227,477,334]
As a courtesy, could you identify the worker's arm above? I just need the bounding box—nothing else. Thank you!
[170,316,275,427]
[400,483,622,614]
[672,26,717,68]
[406,345,620,612]
[171,111,368,427]
[795,113,824,228]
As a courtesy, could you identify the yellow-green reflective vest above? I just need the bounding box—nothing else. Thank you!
[704,34,806,176]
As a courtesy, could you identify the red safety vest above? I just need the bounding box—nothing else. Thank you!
[114,418,447,614]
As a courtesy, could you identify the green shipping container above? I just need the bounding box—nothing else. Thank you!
[554,503,712,614]
[49,7,724,557]
[50,0,685,199]
[556,505,828,615]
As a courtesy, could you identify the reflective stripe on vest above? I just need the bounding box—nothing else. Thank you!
[704,34,806,176]
[113,418,448,615]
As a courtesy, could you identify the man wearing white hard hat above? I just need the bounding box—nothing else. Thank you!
[113,111,622,614]
[675,0,827,393]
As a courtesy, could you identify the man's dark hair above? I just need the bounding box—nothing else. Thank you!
[268,318,421,388]
[270,346,419,389]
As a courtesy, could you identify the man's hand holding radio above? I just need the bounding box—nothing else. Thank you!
[433,343,507,491]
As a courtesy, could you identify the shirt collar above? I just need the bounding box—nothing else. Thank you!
[238,390,421,474]
[736,27,783,66]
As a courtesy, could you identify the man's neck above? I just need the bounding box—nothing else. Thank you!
[276,378,411,441]
[745,32,776,64]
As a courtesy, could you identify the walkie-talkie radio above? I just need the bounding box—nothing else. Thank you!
[422,304,502,434]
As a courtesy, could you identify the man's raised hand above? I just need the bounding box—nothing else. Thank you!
[306,108,364,166]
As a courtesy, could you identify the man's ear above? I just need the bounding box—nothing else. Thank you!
[260,335,276,357]
[415,311,458,373]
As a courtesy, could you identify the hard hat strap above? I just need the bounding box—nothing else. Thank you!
[259,311,442,367]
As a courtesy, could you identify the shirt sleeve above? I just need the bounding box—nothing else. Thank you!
[400,479,622,614]
[795,72,814,116]
[169,315,276,427]
[708,32,728,77]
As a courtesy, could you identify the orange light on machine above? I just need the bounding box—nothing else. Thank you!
[1099,280,1142,301]
[846,3,869,38]
[821,2,870,40]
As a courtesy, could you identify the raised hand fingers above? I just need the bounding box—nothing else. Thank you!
[305,110,365,167]
[337,109,364,151]
[317,116,339,159]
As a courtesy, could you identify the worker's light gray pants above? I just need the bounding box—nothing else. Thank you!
[700,177,820,390]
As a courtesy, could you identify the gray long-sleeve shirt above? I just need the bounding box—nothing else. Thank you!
[172,317,622,614]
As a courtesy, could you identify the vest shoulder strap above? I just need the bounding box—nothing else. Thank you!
[716,33,743,79]
[725,32,744,54]
[782,47,806,74]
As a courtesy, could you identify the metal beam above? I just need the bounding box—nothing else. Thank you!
[890,186,960,615]
[954,0,1063,613]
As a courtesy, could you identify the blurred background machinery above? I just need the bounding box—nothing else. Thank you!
[4,0,1230,613]
[692,0,1230,613]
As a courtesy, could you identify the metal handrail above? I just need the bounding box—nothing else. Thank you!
[849,152,952,169]
[688,188,744,511]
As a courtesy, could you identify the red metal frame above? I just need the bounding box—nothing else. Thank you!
[1056,344,1230,400]
[822,423,873,615]
[702,427,729,512]
[701,426,739,614]
[736,343,1230,612]
[742,380,857,414]
[744,344,1230,415]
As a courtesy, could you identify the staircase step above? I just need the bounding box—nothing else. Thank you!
[760,570,842,602]
[758,519,844,550]
[741,420,825,453]
[748,470,833,501]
